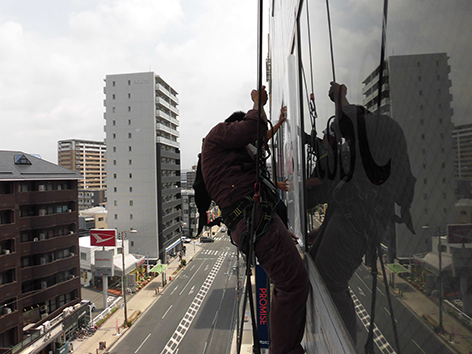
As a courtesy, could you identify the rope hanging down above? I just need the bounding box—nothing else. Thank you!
[237,0,264,353]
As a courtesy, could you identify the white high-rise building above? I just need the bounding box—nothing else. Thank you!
[363,53,457,257]
[104,72,181,263]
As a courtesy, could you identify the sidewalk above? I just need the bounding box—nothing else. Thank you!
[71,241,202,354]
[384,268,472,353]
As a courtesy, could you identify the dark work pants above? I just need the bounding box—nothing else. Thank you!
[310,208,366,344]
[232,211,309,354]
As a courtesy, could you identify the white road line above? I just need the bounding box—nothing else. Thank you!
[179,261,205,296]
[354,272,372,293]
[162,305,173,319]
[170,286,179,295]
[134,333,152,353]
[412,339,426,354]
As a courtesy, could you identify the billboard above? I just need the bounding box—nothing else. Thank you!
[447,224,472,244]
[95,250,114,277]
[90,229,117,247]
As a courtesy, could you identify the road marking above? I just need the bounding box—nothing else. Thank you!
[170,286,179,295]
[383,307,398,323]
[179,261,205,296]
[358,287,366,296]
[354,272,372,293]
[350,288,396,354]
[412,339,426,353]
[160,255,226,354]
[134,333,151,353]
[162,305,173,319]
[188,285,195,295]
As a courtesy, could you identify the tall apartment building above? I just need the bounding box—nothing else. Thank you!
[0,151,83,351]
[58,139,107,190]
[181,189,197,238]
[362,53,456,257]
[104,72,181,263]
[453,123,472,199]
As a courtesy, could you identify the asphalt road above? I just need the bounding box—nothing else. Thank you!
[351,263,456,354]
[112,233,238,354]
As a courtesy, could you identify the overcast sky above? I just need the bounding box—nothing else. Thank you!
[0,0,470,170]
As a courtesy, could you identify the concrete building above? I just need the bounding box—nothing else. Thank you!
[104,72,181,264]
[0,151,85,353]
[453,124,472,199]
[58,139,107,190]
[79,206,108,237]
[362,53,457,257]
[181,189,197,238]
[77,188,106,210]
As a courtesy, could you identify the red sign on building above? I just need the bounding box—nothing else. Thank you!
[447,224,472,244]
[90,229,117,247]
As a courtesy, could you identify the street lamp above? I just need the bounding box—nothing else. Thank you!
[423,225,444,332]
[121,229,137,327]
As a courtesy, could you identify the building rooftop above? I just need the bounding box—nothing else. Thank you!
[0,150,83,181]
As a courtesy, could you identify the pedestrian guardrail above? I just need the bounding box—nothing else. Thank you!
[92,296,123,327]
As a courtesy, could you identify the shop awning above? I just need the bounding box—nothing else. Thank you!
[386,263,409,274]
[150,264,168,273]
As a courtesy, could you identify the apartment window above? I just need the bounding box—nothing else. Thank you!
[114,214,118,220]
[112,81,116,86]
[444,208,448,214]
[441,147,445,153]
[113,173,117,179]
[439,118,443,124]
[112,107,116,113]
[129,187,133,192]
[442,162,445,169]
[420,104,423,111]
[420,119,424,126]
[437,74,440,80]
[113,120,116,126]
[417,61,421,67]
[130,200,133,206]
[440,133,444,139]
[130,214,133,220]
[114,187,117,192]
[128,80,131,85]
[128,106,131,112]
[439,104,442,110]
[129,146,132,152]
[98,217,104,221]
[421,134,425,140]
[113,160,116,165]
[419,90,422,96]
[131,241,134,247]
[114,200,117,206]
[81,252,87,260]
[128,119,131,125]
[128,133,132,139]
[113,133,116,139]
[128,93,131,99]
[112,94,116,99]
[443,192,447,199]
[422,149,426,155]
[442,178,446,184]
[418,76,421,82]
[129,159,132,165]
[424,178,427,185]
[129,173,133,179]
[113,147,116,152]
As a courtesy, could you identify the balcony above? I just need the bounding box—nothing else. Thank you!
[156,137,179,149]
[156,84,179,105]
[18,212,77,230]
[20,233,77,256]
[156,123,180,138]
[156,110,180,127]
[21,255,79,282]
[17,190,77,205]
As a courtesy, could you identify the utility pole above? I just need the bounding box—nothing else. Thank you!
[437,228,444,332]
[121,231,128,327]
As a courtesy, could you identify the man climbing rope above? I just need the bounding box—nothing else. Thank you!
[308,82,416,344]
[201,86,308,354]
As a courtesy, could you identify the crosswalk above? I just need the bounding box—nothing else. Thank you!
[200,250,232,257]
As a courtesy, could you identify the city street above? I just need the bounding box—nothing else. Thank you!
[111,233,238,354]
[351,263,457,354]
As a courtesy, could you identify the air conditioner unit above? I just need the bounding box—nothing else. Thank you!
[39,209,46,216]
[39,233,46,241]
[41,281,47,289]
[41,313,48,320]
[3,307,12,314]
[68,275,75,280]
[40,257,47,265]
[38,185,45,191]
[3,249,10,254]
[33,238,39,242]
[40,305,48,312]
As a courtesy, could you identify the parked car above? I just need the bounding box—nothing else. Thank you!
[200,236,215,243]
[181,237,192,243]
